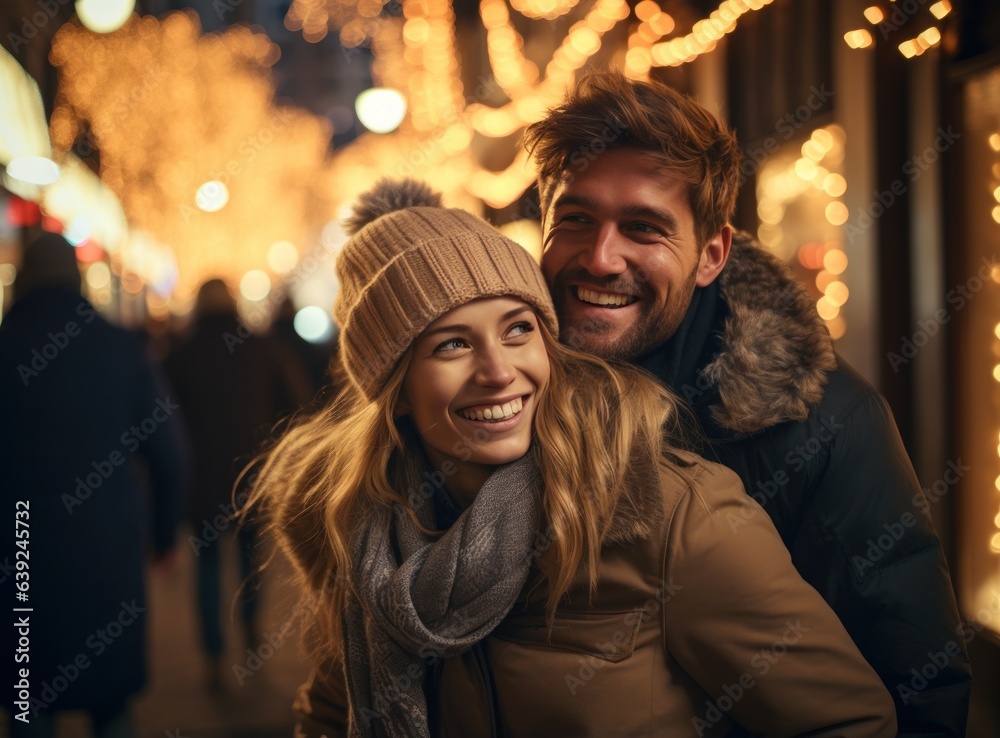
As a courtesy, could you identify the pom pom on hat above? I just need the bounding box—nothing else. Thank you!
[343,178,443,236]
[334,179,558,400]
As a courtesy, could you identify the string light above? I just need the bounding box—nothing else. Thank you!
[282,0,785,209]
[508,0,581,21]
[756,126,849,338]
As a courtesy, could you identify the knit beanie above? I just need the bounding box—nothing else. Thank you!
[335,179,558,400]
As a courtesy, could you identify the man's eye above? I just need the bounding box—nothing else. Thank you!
[558,213,591,225]
[628,222,661,234]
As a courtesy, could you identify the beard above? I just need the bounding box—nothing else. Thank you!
[551,266,698,361]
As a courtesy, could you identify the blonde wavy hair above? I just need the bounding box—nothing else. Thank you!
[245,315,691,664]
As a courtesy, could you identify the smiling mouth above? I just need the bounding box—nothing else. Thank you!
[458,395,525,422]
[575,286,637,307]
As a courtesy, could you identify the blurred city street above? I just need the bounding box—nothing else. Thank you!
[5,536,309,738]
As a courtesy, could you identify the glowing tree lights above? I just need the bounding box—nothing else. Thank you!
[48,12,335,299]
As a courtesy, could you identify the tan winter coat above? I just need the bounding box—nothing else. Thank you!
[293,452,896,738]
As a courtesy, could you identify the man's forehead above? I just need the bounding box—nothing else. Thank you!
[551,160,688,203]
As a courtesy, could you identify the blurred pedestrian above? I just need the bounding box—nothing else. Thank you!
[164,279,311,690]
[0,233,184,738]
[269,296,333,399]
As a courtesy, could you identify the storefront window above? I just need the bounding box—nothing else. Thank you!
[956,64,1000,636]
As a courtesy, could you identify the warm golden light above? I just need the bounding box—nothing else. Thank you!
[816,296,840,321]
[802,140,824,162]
[823,249,848,275]
[355,88,407,133]
[75,0,135,34]
[827,315,847,340]
[993,364,1000,382]
[825,201,849,226]
[929,0,951,19]
[267,240,299,274]
[823,173,847,197]
[795,158,817,180]
[989,133,1000,152]
[278,0,780,215]
[825,280,850,307]
[815,270,836,292]
[899,40,918,58]
[635,0,660,21]
[240,269,271,301]
[509,0,581,21]
[811,128,834,152]
[863,6,883,24]
[195,181,229,213]
[50,12,334,297]
[844,29,873,49]
[918,26,942,47]
[85,261,111,290]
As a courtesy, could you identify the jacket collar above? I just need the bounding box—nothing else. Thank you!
[701,230,837,436]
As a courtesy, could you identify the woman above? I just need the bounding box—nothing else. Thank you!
[250,179,895,737]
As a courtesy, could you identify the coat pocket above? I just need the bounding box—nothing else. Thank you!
[491,609,643,663]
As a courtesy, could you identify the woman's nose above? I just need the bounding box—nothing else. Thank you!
[474,346,517,387]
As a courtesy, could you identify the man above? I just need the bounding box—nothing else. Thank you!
[0,233,184,737]
[523,72,970,736]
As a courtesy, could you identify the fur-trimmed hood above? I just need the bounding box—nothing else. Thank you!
[702,230,837,436]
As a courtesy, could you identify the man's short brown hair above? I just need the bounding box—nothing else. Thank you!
[523,72,743,247]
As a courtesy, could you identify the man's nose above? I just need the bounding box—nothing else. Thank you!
[578,223,627,277]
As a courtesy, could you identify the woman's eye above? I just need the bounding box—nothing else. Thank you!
[433,338,467,353]
[506,321,535,338]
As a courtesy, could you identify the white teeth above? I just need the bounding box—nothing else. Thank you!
[577,287,633,307]
[460,397,524,422]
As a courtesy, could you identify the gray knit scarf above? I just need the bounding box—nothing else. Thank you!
[342,449,542,738]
